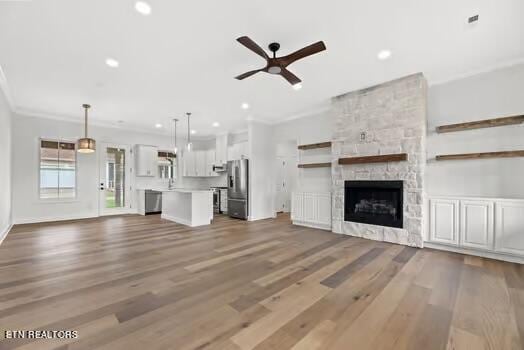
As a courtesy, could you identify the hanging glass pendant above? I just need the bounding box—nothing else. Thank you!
[172,118,179,156]
[186,112,192,152]
[77,104,96,153]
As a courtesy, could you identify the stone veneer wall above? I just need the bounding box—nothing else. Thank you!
[331,73,427,247]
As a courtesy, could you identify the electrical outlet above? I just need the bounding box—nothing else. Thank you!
[360,131,367,142]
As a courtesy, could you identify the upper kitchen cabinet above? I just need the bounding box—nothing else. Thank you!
[215,134,228,166]
[135,144,158,177]
[183,150,218,177]
[228,141,249,161]
[206,150,218,177]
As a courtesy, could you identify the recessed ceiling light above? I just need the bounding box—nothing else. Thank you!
[105,58,119,68]
[377,50,392,60]
[241,103,250,110]
[293,83,302,90]
[155,123,163,128]
[212,122,220,127]
[135,1,152,15]
[191,129,196,134]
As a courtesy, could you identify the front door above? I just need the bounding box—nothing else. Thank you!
[99,144,131,216]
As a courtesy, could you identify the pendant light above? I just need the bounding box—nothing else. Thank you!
[77,104,96,153]
[186,112,192,152]
[172,118,179,156]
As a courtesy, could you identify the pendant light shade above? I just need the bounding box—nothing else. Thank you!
[77,104,96,153]
[172,118,179,156]
[186,112,192,152]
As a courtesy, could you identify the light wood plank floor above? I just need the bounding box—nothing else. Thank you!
[1,214,523,350]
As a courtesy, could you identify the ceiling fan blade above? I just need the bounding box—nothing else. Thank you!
[237,36,269,60]
[281,41,326,66]
[280,68,302,85]
[235,69,263,80]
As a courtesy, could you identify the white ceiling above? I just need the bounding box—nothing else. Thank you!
[1,0,523,136]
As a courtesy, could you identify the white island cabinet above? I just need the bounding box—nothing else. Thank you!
[160,189,213,227]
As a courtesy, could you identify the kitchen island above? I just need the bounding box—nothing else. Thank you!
[160,189,213,227]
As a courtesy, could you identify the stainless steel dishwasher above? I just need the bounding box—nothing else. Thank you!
[145,190,162,214]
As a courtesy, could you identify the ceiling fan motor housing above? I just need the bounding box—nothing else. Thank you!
[268,42,280,53]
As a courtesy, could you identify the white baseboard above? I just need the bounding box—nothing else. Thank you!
[425,242,524,264]
[292,220,332,231]
[0,222,13,246]
[14,214,98,225]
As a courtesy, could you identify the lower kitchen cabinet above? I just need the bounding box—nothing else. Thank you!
[428,196,524,260]
[291,192,331,230]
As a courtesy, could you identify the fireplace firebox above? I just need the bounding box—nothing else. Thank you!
[344,181,403,228]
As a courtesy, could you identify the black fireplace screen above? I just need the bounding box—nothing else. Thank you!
[344,181,403,228]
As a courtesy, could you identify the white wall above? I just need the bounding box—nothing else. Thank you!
[273,110,334,193]
[0,86,12,240]
[248,121,275,220]
[272,63,524,201]
[427,63,524,198]
[11,114,225,223]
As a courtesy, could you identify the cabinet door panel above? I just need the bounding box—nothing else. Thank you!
[316,194,331,225]
[495,201,524,255]
[291,193,304,221]
[303,193,317,222]
[429,199,459,245]
[460,200,494,250]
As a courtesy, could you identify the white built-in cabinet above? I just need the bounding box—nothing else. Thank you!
[182,150,218,177]
[135,145,158,177]
[291,192,331,230]
[428,196,524,258]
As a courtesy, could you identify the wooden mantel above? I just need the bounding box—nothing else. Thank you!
[436,150,524,161]
[338,153,407,165]
[436,115,524,133]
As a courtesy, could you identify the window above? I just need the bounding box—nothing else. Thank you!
[39,140,77,199]
[157,151,176,179]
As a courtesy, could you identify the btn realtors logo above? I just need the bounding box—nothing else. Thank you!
[4,330,78,339]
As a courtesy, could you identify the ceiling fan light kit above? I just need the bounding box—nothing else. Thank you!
[235,36,326,86]
[77,104,96,153]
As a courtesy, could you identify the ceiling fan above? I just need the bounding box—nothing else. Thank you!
[235,36,326,86]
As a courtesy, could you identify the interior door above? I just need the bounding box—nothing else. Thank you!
[99,144,131,216]
[275,157,292,213]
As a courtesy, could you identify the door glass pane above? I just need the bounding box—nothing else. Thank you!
[105,148,125,208]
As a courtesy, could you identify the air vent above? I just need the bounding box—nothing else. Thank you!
[468,15,479,23]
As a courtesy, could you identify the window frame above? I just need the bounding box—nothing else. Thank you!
[38,138,79,201]
[157,150,176,180]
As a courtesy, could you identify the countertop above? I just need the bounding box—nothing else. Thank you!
[150,188,212,193]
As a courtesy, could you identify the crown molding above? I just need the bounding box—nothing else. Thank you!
[429,57,524,86]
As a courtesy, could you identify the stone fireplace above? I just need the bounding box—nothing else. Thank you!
[332,73,427,247]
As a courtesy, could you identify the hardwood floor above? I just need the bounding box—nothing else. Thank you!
[0,214,523,349]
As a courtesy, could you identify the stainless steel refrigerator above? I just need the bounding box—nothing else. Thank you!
[227,159,248,219]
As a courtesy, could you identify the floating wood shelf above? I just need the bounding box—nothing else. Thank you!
[338,153,407,165]
[297,162,332,168]
[436,150,524,161]
[298,141,332,150]
[436,115,524,133]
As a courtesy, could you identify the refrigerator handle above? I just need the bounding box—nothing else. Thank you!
[229,175,234,188]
